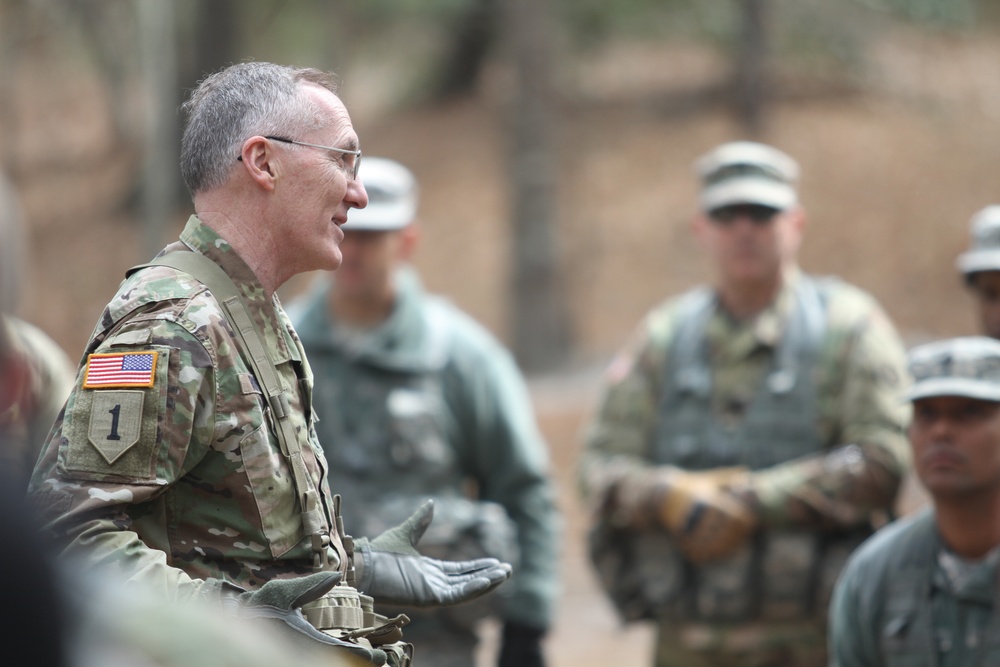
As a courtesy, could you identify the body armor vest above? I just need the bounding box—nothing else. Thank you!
[654,277,827,470]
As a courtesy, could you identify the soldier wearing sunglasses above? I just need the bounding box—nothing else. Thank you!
[579,141,912,667]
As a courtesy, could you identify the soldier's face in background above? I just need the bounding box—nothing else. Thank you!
[908,395,1000,500]
[967,271,1000,340]
[696,204,804,288]
[335,226,418,302]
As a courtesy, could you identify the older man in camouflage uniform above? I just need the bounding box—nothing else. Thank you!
[957,205,1000,339]
[578,141,912,667]
[830,336,1000,666]
[26,62,510,666]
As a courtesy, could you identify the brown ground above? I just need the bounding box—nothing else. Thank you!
[8,25,1000,667]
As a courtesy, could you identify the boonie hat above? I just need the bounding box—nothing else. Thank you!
[344,157,418,231]
[695,141,799,213]
[956,205,1000,276]
[906,336,1000,402]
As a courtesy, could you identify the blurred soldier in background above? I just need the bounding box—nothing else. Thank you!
[957,205,1000,339]
[830,336,1000,666]
[578,140,912,667]
[0,173,74,492]
[26,62,511,667]
[289,157,559,667]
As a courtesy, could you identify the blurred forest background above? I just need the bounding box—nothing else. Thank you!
[3,1,1000,665]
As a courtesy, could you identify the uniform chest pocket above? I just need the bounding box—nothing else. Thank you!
[881,612,937,667]
[239,419,302,559]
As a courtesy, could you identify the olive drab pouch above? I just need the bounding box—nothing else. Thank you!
[587,517,687,622]
[59,343,170,482]
[301,584,414,667]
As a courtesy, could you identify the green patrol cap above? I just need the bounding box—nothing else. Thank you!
[956,205,1000,276]
[906,336,1000,402]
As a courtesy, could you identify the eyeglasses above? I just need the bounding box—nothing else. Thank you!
[237,135,362,180]
[708,204,781,226]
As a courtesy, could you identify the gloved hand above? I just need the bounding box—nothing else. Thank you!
[497,621,547,667]
[650,466,759,564]
[355,499,513,607]
[225,572,388,665]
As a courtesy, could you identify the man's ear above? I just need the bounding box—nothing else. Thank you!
[398,221,421,261]
[239,136,278,191]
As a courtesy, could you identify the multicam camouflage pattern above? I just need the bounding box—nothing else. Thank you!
[830,509,1000,667]
[291,268,559,640]
[579,269,912,665]
[27,215,341,597]
[0,315,75,491]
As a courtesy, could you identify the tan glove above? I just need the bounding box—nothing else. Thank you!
[652,466,759,564]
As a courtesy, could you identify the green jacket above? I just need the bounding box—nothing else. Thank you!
[27,216,344,598]
[290,268,559,629]
[830,508,1000,667]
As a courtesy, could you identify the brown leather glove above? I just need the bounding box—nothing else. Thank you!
[652,466,759,564]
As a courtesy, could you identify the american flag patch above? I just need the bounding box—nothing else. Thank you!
[83,351,158,388]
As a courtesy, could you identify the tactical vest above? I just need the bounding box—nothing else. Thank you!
[592,277,869,624]
[878,514,1000,667]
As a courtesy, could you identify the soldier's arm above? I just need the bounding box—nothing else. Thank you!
[452,332,559,631]
[828,551,884,667]
[577,311,670,517]
[736,298,911,529]
[26,318,221,601]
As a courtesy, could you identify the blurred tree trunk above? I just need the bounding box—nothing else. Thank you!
[137,0,178,256]
[431,0,498,100]
[733,0,769,135]
[502,0,572,372]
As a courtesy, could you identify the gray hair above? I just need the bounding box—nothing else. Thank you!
[179,61,340,196]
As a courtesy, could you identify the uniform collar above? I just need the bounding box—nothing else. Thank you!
[707,268,800,358]
[177,215,296,365]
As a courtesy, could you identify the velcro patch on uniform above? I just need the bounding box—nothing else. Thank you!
[83,351,158,388]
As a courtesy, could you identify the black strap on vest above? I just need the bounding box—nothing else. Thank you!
[128,251,342,573]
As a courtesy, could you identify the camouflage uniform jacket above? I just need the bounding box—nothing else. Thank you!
[290,267,559,629]
[27,215,341,598]
[0,315,74,492]
[830,508,1000,666]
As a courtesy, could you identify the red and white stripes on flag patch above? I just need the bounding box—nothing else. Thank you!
[83,351,158,388]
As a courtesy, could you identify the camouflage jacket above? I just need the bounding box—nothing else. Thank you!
[0,315,74,492]
[579,268,912,528]
[290,268,560,629]
[27,215,341,598]
[830,509,1000,667]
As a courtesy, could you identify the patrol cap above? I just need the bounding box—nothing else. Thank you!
[694,141,799,213]
[956,205,1000,276]
[906,336,1000,402]
[344,157,418,231]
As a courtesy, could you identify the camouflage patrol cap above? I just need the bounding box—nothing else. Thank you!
[344,157,418,231]
[956,205,1000,276]
[906,336,1000,402]
[694,141,799,213]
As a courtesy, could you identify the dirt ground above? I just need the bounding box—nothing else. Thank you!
[7,25,999,667]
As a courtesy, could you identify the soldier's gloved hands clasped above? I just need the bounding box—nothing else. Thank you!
[354,499,513,607]
[615,465,759,564]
